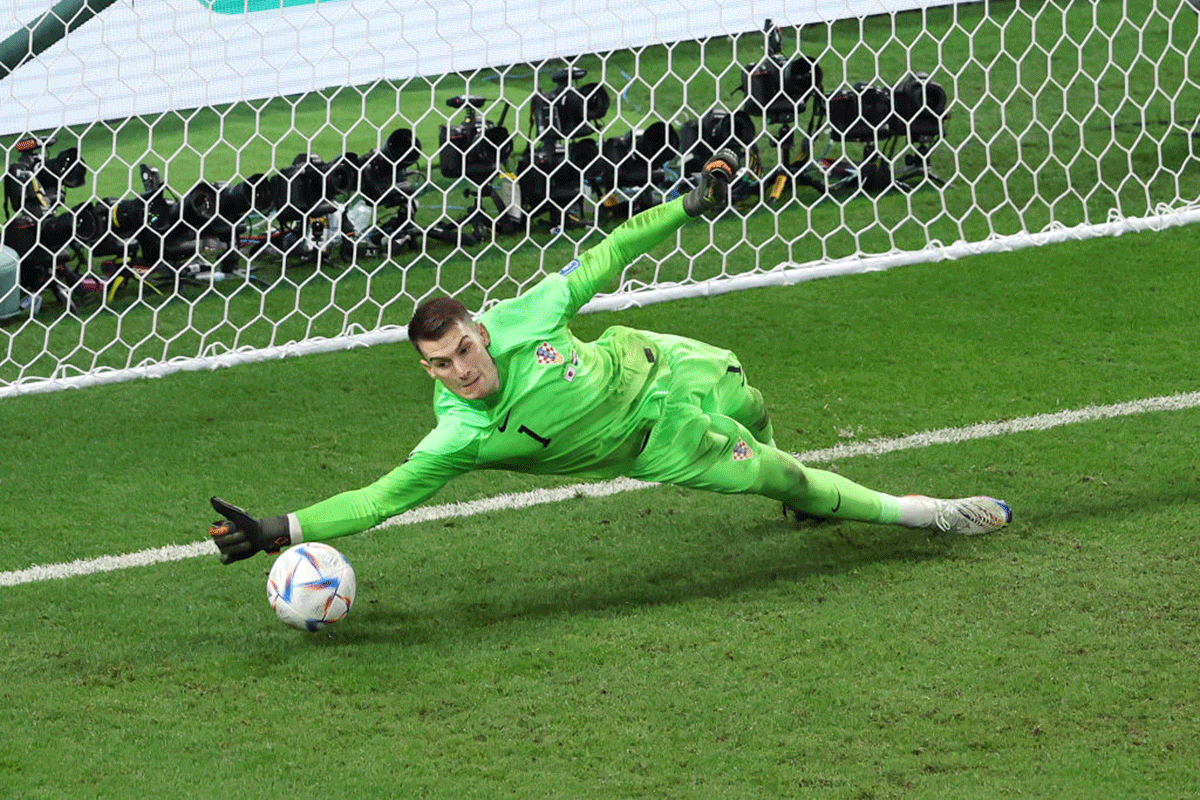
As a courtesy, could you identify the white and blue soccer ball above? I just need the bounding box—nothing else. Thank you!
[266,542,356,632]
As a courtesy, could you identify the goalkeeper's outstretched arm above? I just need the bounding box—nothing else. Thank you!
[206,150,739,564]
[561,148,739,317]
[209,447,471,564]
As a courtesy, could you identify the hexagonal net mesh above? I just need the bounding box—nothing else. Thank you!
[1,0,1197,395]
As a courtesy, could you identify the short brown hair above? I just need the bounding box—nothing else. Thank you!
[407,296,473,351]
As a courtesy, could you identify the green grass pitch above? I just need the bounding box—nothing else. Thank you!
[4,0,1200,796]
[3,221,1200,797]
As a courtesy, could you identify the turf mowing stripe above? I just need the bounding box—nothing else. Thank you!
[4,389,1199,587]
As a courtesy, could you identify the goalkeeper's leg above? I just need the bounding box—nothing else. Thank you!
[629,406,1011,533]
[631,332,1011,532]
[629,405,899,523]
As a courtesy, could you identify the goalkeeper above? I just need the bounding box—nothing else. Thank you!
[209,149,1011,564]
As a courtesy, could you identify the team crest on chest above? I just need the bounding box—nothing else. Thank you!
[732,438,754,461]
[535,342,564,365]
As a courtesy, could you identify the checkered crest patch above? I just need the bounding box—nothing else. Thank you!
[732,438,753,461]
[535,342,564,365]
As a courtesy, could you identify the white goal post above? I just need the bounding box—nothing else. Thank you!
[0,0,1197,395]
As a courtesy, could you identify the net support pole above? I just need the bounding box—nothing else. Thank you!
[0,0,121,82]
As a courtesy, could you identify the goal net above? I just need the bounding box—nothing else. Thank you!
[1,0,1196,395]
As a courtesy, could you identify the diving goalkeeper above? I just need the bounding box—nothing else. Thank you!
[208,149,1011,564]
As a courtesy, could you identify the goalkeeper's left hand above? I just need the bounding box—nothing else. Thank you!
[208,496,292,565]
[683,148,740,217]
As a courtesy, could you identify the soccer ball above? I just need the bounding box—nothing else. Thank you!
[266,542,356,632]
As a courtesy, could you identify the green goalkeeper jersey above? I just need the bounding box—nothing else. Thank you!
[294,198,694,541]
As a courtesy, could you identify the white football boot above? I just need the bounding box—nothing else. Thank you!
[910,495,1012,535]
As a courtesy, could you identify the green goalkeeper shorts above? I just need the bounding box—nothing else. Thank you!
[626,330,785,493]
[625,331,884,521]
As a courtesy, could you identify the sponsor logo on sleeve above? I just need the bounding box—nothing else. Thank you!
[563,349,579,381]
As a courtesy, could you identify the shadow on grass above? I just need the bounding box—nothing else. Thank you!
[333,515,974,646]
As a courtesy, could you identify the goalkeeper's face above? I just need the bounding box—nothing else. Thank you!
[416,319,500,400]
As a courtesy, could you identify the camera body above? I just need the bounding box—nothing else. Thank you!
[438,96,513,184]
[516,67,612,225]
[1,136,94,301]
[679,109,757,176]
[829,73,948,144]
[343,128,423,218]
[828,82,895,143]
[87,165,217,266]
[268,154,339,224]
[890,72,949,141]
[740,21,823,125]
[208,172,275,243]
[597,120,680,194]
[530,67,611,143]
[2,204,97,289]
[517,138,601,223]
[3,136,87,219]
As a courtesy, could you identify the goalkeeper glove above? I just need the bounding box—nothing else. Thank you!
[208,496,292,565]
[682,148,740,217]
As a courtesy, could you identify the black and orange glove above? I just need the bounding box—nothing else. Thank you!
[208,496,292,565]
[682,148,740,217]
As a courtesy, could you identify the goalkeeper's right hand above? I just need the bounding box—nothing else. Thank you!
[682,148,740,217]
[208,496,292,565]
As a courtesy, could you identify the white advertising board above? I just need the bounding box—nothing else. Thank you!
[0,0,961,135]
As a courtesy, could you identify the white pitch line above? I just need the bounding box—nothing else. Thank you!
[4,389,1199,588]
[798,390,1200,462]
